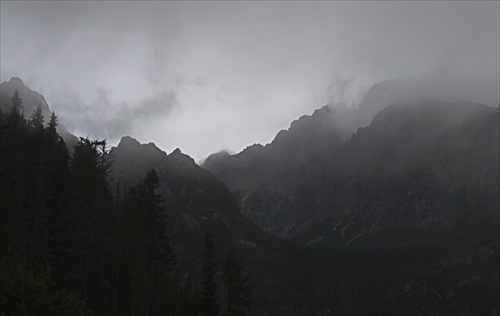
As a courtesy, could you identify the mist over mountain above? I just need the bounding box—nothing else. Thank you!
[1,76,498,315]
[0,77,78,149]
[3,1,498,161]
[203,80,499,241]
[1,0,499,314]
[201,80,499,313]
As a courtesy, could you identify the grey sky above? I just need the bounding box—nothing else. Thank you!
[1,1,498,161]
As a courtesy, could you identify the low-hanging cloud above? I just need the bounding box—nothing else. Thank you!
[1,1,498,160]
[50,88,177,143]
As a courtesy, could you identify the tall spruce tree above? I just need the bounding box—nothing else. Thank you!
[0,93,29,261]
[120,169,176,315]
[201,232,220,316]
[24,106,51,270]
[10,89,23,112]
[27,104,44,130]
[222,253,253,316]
[43,112,72,288]
[61,138,115,313]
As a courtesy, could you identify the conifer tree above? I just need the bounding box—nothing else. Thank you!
[223,253,253,316]
[43,112,71,287]
[5,90,26,133]
[61,138,115,313]
[28,104,45,130]
[0,93,28,260]
[201,232,220,316]
[10,89,23,112]
[120,168,176,315]
[47,112,58,137]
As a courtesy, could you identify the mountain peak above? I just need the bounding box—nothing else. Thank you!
[118,136,141,148]
[201,150,232,171]
[0,77,26,89]
[0,76,79,149]
[115,136,167,158]
[1,77,27,94]
[8,77,25,86]
[168,148,196,165]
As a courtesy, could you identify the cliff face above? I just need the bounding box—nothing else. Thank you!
[204,94,499,245]
[297,101,499,245]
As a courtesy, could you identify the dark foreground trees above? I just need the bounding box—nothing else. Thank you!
[223,253,253,316]
[201,233,221,316]
[198,233,253,316]
[0,94,180,315]
[0,255,91,316]
[0,92,253,315]
[119,168,177,315]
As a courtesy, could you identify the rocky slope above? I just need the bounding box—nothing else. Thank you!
[202,87,499,314]
[203,92,499,314]
[110,136,317,314]
[203,84,499,245]
[296,101,499,246]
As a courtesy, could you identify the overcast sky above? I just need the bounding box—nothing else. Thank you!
[1,1,499,161]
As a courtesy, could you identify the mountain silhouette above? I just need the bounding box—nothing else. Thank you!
[0,77,78,149]
[203,84,499,244]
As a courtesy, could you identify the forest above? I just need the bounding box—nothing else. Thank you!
[1,85,498,316]
[0,90,252,316]
[1,1,499,315]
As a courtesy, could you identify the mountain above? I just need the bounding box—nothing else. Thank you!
[203,88,499,314]
[295,101,498,245]
[201,80,403,235]
[203,82,499,244]
[203,105,353,234]
[0,77,78,149]
[2,76,497,314]
[110,136,319,314]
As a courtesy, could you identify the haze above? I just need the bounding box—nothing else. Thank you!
[1,1,498,161]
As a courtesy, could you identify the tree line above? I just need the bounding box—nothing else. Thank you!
[0,90,252,315]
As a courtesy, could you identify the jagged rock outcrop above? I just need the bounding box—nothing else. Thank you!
[203,86,499,244]
[201,91,499,314]
[296,101,499,245]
